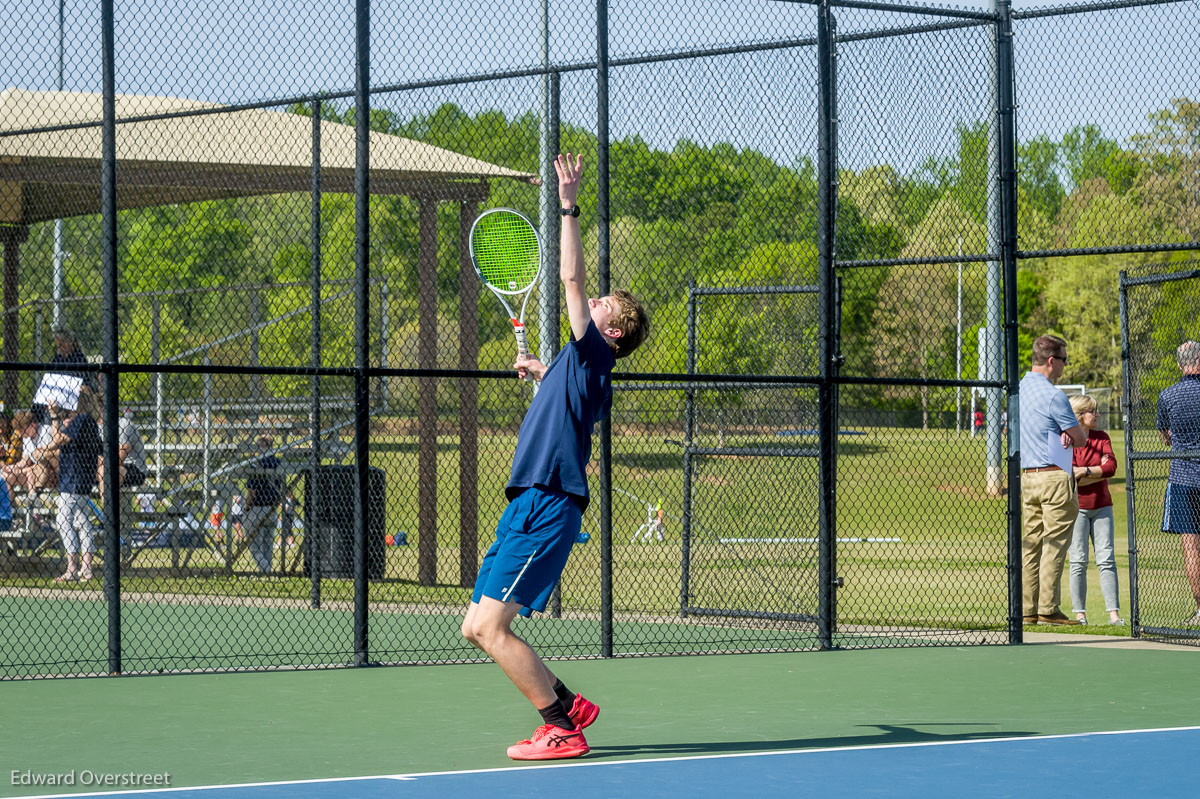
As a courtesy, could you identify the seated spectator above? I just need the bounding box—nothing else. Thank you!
[0,413,13,464]
[280,490,300,549]
[3,412,22,467]
[0,471,12,532]
[0,413,13,513]
[95,393,147,503]
[4,411,23,467]
[230,494,246,542]
[2,411,57,495]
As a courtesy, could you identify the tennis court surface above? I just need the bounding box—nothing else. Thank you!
[4,638,1197,798]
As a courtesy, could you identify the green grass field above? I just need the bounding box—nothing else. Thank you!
[0,424,1152,676]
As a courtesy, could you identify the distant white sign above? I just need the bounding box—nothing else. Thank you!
[33,373,84,411]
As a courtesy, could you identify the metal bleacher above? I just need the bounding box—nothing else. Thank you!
[2,281,379,575]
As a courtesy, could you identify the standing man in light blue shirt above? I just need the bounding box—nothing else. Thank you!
[1019,335,1087,625]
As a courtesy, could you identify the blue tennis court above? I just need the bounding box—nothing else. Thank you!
[6,644,1198,799]
[21,726,1198,799]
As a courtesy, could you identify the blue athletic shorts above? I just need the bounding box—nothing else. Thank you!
[1162,483,1200,535]
[472,486,582,617]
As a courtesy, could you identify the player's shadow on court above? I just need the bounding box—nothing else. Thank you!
[587,723,1036,758]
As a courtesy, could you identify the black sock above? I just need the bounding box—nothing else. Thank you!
[538,701,575,731]
[552,678,576,708]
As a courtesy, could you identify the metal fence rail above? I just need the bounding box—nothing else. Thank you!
[2,0,1198,677]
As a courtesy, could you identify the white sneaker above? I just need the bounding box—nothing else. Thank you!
[1184,610,1200,627]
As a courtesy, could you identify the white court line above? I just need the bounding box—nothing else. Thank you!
[21,724,1200,799]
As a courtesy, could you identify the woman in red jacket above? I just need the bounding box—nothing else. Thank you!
[1068,394,1122,625]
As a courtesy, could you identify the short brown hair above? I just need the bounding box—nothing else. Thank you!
[608,289,649,359]
[76,386,100,418]
[1031,335,1067,366]
[11,410,33,431]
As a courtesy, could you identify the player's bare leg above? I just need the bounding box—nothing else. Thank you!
[1183,534,1200,617]
[462,598,590,759]
[462,598,557,707]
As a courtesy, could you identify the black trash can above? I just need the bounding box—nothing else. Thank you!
[303,465,386,580]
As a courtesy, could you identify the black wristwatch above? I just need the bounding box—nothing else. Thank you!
[560,205,580,217]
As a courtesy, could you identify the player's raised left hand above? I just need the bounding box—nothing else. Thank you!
[555,153,583,209]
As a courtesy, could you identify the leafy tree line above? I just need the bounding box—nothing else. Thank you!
[12,98,1197,422]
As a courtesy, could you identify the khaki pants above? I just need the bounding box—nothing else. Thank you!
[1021,469,1077,616]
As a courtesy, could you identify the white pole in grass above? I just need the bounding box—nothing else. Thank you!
[984,0,1005,495]
[956,235,963,435]
[52,0,66,329]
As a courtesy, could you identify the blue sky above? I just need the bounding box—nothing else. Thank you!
[3,0,1196,173]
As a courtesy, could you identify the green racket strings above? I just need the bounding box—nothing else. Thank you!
[473,211,540,292]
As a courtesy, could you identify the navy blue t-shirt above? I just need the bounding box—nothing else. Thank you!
[1158,373,1200,488]
[58,413,101,495]
[247,455,282,507]
[506,321,616,511]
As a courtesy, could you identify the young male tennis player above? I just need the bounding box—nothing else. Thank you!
[461,153,649,761]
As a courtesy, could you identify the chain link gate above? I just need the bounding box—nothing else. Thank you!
[830,0,1017,647]
[1120,264,1200,645]
[679,283,821,646]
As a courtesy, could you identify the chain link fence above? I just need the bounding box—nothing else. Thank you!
[2,0,1198,677]
[1120,263,1200,645]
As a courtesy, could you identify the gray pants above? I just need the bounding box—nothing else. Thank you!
[56,493,94,554]
[1069,505,1119,613]
[245,505,278,573]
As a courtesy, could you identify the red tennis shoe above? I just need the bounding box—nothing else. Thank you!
[506,724,589,761]
[568,694,600,729]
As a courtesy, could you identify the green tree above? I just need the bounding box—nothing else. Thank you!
[1131,98,1200,240]
[1036,261,1122,389]
[869,196,985,426]
[122,202,253,328]
[1018,135,1065,222]
[918,121,989,226]
[1060,124,1139,195]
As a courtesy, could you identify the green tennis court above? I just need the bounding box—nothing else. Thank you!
[1,591,986,678]
[1,637,1196,797]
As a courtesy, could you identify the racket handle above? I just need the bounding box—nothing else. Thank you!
[512,320,533,381]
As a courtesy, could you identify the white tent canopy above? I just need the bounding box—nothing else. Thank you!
[0,88,536,224]
[0,88,535,412]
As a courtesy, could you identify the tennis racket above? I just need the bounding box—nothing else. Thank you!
[468,208,543,374]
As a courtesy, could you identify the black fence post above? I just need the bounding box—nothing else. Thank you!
[310,98,324,610]
[816,0,839,652]
[681,281,698,618]
[597,0,613,659]
[352,0,371,667]
[100,0,122,676]
[549,71,565,618]
[994,0,1022,644]
[547,72,562,345]
[1118,272,1140,636]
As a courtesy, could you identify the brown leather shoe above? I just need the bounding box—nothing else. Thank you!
[1022,615,1037,624]
[1038,611,1082,626]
